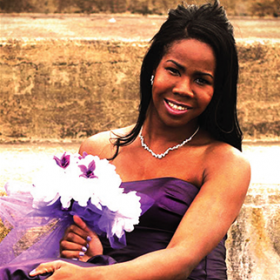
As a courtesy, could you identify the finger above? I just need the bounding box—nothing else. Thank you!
[29,261,62,276]
[65,223,89,239]
[60,240,88,252]
[60,241,89,259]
[63,216,93,243]
[60,249,89,260]
[68,216,97,245]
[60,239,88,251]
[63,230,88,245]
[73,215,90,232]
[60,225,92,259]
[78,254,91,262]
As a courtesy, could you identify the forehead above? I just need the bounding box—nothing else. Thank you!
[163,39,216,70]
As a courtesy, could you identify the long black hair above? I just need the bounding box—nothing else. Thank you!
[111,0,242,159]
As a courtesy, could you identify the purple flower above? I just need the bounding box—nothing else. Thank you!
[79,160,98,179]
[53,152,70,169]
[79,152,88,160]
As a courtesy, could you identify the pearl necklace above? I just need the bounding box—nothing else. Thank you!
[139,126,200,159]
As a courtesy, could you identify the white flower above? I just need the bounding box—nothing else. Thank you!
[110,191,142,238]
[31,152,82,208]
[77,155,122,210]
[30,151,144,244]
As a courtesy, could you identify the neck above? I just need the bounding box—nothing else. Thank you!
[139,124,200,159]
[142,121,199,145]
[139,120,200,157]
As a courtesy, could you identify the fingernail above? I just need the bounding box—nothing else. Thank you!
[79,252,85,256]
[82,246,87,252]
[86,236,92,242]
[72,258,79,261]
[86,243,89,248]
[29,269,36,276]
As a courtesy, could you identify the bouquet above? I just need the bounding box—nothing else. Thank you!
[0,152,153,265]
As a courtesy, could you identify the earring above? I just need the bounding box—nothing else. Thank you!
[150,75,154,85]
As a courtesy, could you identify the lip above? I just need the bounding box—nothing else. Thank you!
[164,99,192,115]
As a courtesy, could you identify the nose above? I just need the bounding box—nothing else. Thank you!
[172,77,194,98]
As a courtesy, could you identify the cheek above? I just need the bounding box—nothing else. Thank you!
[197,90,214,111]
[151,87,161,106]
[153,74,172,96]
[203,91,214,109]
[205,88,214,102]
[208,91,214,103]
[153,77,165,93]
[152,80,164,100]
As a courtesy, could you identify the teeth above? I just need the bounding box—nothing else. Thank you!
[167,101,188,111]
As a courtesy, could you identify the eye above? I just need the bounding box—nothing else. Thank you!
[195,77,211,86]
[166,67,180,76]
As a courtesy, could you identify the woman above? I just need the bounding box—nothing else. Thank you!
[1,1,250,279]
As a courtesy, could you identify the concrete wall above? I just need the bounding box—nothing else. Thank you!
[237,41,280,140]
[1,39,280,143]
[0,0,269,16]
[226,182,280,279]
[0,40,143,141]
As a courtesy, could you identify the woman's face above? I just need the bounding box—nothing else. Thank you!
[150,38,216,129]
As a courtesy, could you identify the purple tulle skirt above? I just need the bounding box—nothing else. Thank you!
[0,181,153,266]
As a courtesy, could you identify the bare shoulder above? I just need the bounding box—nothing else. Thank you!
[79,126,133,159]
[205,141,249,164]
[204,141,251,189]
[79,130,113,158]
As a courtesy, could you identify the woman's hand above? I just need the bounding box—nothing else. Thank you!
[60,215,103,262]
[29,260,89,280]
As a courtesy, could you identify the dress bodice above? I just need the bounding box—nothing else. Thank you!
[99,177,227,280]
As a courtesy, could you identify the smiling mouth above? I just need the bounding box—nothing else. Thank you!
[166,100,190,111]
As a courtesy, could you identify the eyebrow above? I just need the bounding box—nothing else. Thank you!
[166,59,214,80]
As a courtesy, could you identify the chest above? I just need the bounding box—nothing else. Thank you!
[112,145,207,187]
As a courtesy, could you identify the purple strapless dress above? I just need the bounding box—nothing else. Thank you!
[0,177,227,279]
